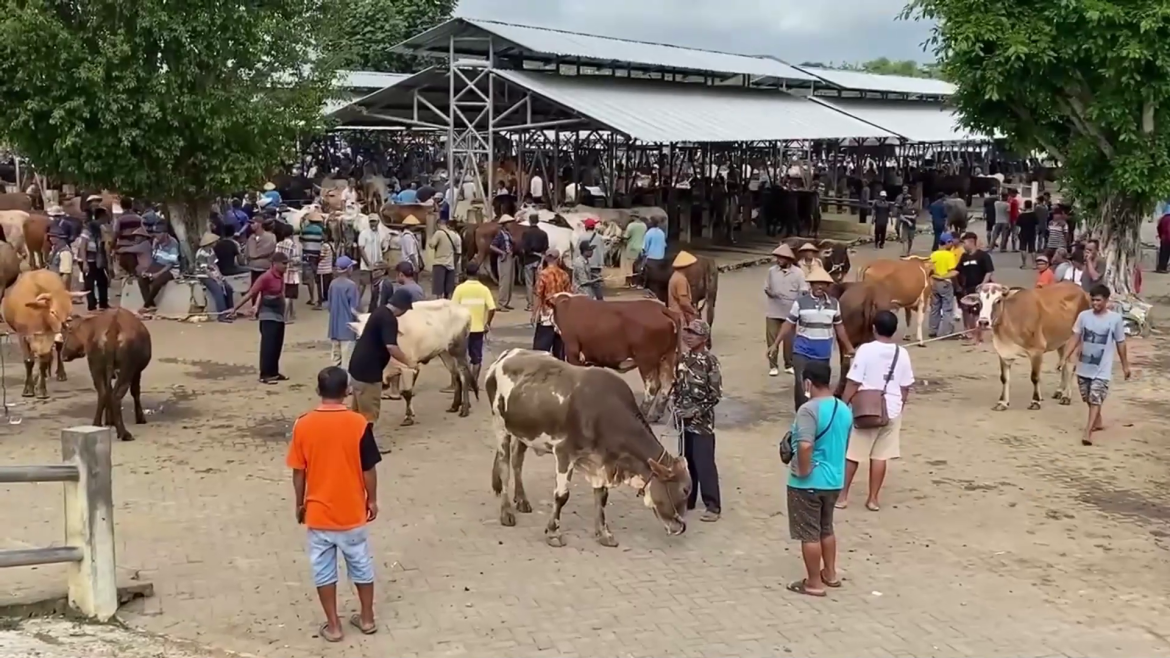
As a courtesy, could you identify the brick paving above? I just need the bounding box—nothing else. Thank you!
[2,249,1170,657]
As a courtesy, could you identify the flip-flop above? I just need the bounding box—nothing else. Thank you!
[273,374,290,381]
[349,613,377,635]
[786,579,826,597]
[834,500,848,509]
[865,502,881,512]
[821,571,842,588]
[319,622,343,643]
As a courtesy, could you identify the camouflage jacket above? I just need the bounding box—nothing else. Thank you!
[671,349,723,435]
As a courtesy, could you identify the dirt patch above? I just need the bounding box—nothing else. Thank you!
[247,415,294,442]
[1078,486,1170,525]
[53,387,201,422]
[157,358,253,380]
[483,325,533,351]
[717,395,785,429]
[287,340,330,351]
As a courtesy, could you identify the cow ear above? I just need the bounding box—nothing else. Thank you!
[672,456,689,478]
[647,458,672,479]
[959,294,980,308]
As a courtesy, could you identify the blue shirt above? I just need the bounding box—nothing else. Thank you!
[262,190,282,207]
[224,208,249,234]
[1073,309,1125,380]
[643,227,666,260]
[327,277,360,341]
[396,189,418,204]
[929,199,947,229]
[787,397,852,490]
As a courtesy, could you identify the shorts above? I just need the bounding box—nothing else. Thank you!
[1019,232,1037,253]
[350,379,383,424]
[787,487,840,542]
[846,415,902,462]
[307,526,374,588]
[468,331,485,365]
[1077,376,1110,406]
[283,283,300,299]
[302,254,321,278]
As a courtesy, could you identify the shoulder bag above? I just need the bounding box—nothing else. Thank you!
[851,346,900,430]
[780,399,839,465]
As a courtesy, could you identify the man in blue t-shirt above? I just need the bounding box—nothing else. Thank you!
[786,359,853,598]
[767,268,854,411]
[1062,284,1131,446]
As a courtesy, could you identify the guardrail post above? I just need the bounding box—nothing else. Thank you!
[60,425,117,621]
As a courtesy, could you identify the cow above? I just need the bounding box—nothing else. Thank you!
[960,281,1089,411]
[550,293,681,422]
[0,270,83,398]
[59,308,153,441]
[833,281,897,396]
[858,257,933,344]
[0,242,24,299]
[350,299,478,426]
[485,348,691,548]
[462,218,580,274]
[781,237,854,282]
[0,193,33,212]
[642,255,719,333]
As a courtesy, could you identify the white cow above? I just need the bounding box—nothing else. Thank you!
[349,299,478,426]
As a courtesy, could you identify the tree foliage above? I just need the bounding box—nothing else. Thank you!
[322,0,456,73]
[0,0,335,252]
[904,0,1170,293]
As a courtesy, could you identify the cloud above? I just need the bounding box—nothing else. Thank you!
[455,0,935,64]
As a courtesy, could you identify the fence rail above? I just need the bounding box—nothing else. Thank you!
[0,426,118,621]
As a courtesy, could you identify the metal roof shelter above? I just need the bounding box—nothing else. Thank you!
[811,97,985,144]
[796,66,956,98]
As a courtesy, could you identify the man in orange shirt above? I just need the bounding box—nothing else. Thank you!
[531,249,570,359]
[1035,253,1056,287]
[286,366,383,643]
[669,251,699,323]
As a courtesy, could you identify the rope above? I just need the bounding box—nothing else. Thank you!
[913,327,976,345]
[0,333,8,420]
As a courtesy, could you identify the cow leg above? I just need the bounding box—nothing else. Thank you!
[20,339,34,398]
[1028,353,1044,410]
[511,441,532,513]
[902,307,914,341]
[593,487,618,548]
[915,298,928,346]
[400,367,417,426]
[492,428,516,527]
[1055,343,1074,405]
[994,357,1012,411]
[109,373,134,441]
[131,370,147,424]
[544,447,574,548]
[54,341,66,381]
[648,354,677,422]
[35,353,51,399]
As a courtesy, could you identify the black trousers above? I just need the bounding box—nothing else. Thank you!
[432,265,456,299]
[258,320,285,379]
[874,222,888,248]
[532,325,564,360]
[1158,242,1170,272]
[83,265,110,310]
[682,430,721,513]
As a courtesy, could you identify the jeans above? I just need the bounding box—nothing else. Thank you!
[873,222,888,249]
[137,270,174,308]
[929,279,955,337]
[681,430,720,513]
[533,324,564,360]
[588,268,604,300]
[931,225,946,251]
[991,223,1012,250]
[200,278,233,320]
[82,265,110,310]
[307,526,374,588]
[792,353,830,412]
[258,319,285,379]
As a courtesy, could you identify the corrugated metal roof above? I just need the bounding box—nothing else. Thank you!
[496,70,895,143]
[397,17,815,83]
[798,67,955,96]
[336,70,411,90]
[812,98,984,143]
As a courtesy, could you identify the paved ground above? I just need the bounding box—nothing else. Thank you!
[3,239,1170,658]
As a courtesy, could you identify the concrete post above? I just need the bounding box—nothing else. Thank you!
[60,425,117,621]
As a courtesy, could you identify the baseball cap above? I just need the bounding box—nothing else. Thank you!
[583,218,598,229]
[335,255,355,270]
[683,319,710,337]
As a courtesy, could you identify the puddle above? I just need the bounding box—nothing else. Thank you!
[158,358,254,380]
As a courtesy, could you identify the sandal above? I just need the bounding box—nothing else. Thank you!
[349,613,377,635]
[786,579,826,597]
[865,501,881,512]
[273,374,289,382]
[821,570,842,588]
[319,622,343,643]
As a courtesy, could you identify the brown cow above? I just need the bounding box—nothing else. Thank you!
[378,202,433,225]
[550,293,681,422]
[0,242,24,299]
[832,281,896,396]
[961,281,1089,411]
[781,237,854,282]
[63,193,119,221]
[858,257,933,344]
[0,193,33,212]
[642,256,719,334]
[23,214,50,269]
[0,270,81,398]
[59,308,152,441]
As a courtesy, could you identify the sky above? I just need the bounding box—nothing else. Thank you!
[455,0,936,65]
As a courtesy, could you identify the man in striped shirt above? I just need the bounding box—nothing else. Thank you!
[1047,206,1071,252]
[767,268,854,412]
[300,211,326,308]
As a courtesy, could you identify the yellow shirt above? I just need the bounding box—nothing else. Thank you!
[929,249,958,278]
[451,280,496,333]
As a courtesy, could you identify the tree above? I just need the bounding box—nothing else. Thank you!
[904,0,1170,296]
[322,0,456,73]
[0,0,336,259]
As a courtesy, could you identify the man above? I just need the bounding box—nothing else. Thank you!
[357,215,389,307]
[571,240,601,299]
[327,256,360,368]
[1008,188,1021,251]
[231,252,289,383]
[622,214,647,288]
[194,232,233,322]
[671,319,723,523]
[224,198,250,237]
[398,217,423,273]
[78,206,111,311]
[982,193,997,246]
[261,182,282,209]
[532,249,570,359]
[427,215,462,300]
[668,251,699,324]
[138,225,181,312]
[47,225,74,288]
[274,221,302,322]
[377,262,427,398]
[991,191,1012,252]
[928,193,948,251]
[896,192,918,255]
[246,217,277,289]
[300,210,326,308]
[396,183,418,205]
[642,217,667,272]
[490,215,516,310]
[796,243,820,278]
[348,287,414,444]
[214,226,245,276]
[1048,206,1071,252]
[764,244,806,376]
[894,185,913,242]
[1035,253,1056,287]
[1034,194,1051,251]
[928,232,960,339]
[955,232,994,344]
[286,366,382,643]
[581,218,606,299]
[1157,208,1170,273]
[451,262,496,380]
[871,190,892,249]
[520,213,549,311]
[858,183,870,225]
[1081,239,1105,292]
[1061,250,1087,285]
[1063,285,1131,447]
[785,359,852,597]
[767,268,854,411]
[1016,200,1039,269]
[529,173,544,206]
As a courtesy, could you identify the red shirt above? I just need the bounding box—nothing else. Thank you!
[1009,197,1020,223]
[250,268,284,297]
[1158,213,1170,242]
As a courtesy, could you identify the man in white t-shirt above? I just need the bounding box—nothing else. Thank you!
[839,309,915,511]
[356,215,391,306]
[529,174,544,206]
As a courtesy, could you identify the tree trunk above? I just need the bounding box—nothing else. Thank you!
[165,199,212,271]
[1094,193,1142,299]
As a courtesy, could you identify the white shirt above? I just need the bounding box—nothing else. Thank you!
[846,341,915,419]
[1062,266,1084,285]
[530,175,544,198]
[357,225,391,271]
[342,187,358,206]
[399,229,421,265]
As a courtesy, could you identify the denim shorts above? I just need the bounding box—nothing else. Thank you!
[307,526,374,587]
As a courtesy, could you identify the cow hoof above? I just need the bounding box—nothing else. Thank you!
[595,533,619,548]
[445,406,458,414]
[500,510,516,527]
[992,402,1008,411]
[515,498,532,514]
[120,432,135,442]
[21,389,33,398]
[135,416,147,425]
[458,407,470,418]
[56,373,67,382]
[1059,396,1072,406]
[1028,401,1041,410]
[1052,391,1064,400]
[400,417,415,427]
[545,534,565,548]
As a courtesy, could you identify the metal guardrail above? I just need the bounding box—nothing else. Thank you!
[0,426,118,621]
